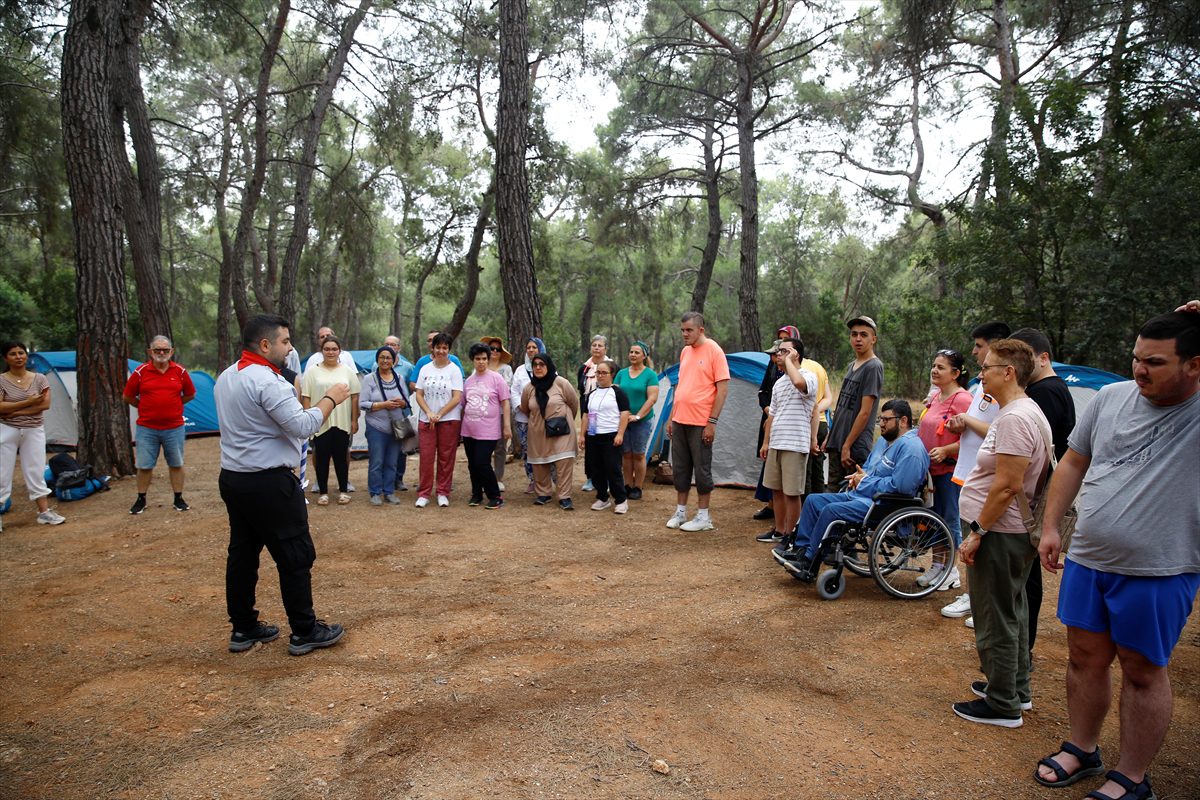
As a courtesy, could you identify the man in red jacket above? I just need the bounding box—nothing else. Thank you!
[123,335,196,514]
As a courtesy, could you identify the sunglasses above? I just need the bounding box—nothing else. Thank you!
[490,346,502,352]
[151,348,172,354]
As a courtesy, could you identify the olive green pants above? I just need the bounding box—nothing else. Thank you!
[967,531,1038,715]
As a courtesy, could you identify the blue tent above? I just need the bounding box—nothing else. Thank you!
[971,361,1125,420]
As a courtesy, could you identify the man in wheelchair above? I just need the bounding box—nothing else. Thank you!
[774,399,930,581]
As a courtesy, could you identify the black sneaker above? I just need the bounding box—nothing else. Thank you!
[468,495,483,507]
[288,621,345,656]
[772,546,806,566]
[485,497,504,510]
[752,505,774,520]
[780,556,818,583]
[229,622,280,652]
[756,528,783,543]
[559,498,574,511]
[952,698,1023,728]
[627,487,643,501]
[129,496,146,515]
[534,495,553,505]
[970,680,1033,711]
[173,496,190,512]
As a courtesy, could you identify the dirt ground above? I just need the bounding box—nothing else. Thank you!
[0,437,1196,800]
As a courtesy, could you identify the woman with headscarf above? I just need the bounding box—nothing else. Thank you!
[614,340,659,500]
[481,335,514,491]
[510,337,545,494]
[752,325,801,520]
[359,345,410,506]
[520,353,580,510]
[577,334,615,492]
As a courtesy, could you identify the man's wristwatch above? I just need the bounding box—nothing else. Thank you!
[969,520,988,536]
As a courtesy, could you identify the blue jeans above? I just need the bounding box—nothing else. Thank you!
[135,424,186,469]
[931,471,962,546]
[794,492,871,560]
[366,425,401,497]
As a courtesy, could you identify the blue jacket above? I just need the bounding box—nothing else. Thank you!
[853,429,930,500]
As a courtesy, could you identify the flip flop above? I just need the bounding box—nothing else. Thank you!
[1033,741,1105,788]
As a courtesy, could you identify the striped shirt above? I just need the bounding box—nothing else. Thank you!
[0,372,50,428]
[767,368,817,453]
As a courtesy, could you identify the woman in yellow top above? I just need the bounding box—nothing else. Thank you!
[301,336,361,505]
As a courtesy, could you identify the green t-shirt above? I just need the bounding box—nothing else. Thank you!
[614,366,659,423]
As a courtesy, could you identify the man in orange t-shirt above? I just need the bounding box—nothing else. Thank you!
[665,312,730,532]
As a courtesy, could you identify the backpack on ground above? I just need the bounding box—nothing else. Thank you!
[44,454,110,501]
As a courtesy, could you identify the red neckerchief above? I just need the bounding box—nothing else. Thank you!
[237,349,281,374]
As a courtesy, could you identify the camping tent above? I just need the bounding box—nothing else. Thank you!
[27,352,221,448]
[1048,361,1126,418]
[300,349,416,453]
[647,351,770,488]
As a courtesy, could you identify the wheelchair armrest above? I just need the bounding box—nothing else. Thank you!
[871,492,921,504]
[863,492,924,527]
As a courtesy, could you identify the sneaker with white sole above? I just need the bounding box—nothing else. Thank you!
[591,499,612,511]
[917,562,949,588]
[937,566,962,591]
[37,509,66,525]
[415,496,430,508]
[613,501,628,514]
[370,495,383,506]
[971,680,1032,711]
[437,495,450,507]
[582,479,594,492]
[964,616,974,629]
[665,513,687,529]
[952,698,1022,728]
[941,593,972,618]
[497,482,505,492]
[680,516,715,532]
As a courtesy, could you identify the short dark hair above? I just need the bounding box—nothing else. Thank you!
[431,332,453,349]
[319,335,342,352]
[1139,312,1200,360]
[988,338,1036,387]
[783,337,805,360]
[2,340,28,358]
[681,311,705,327]
[882,398,914,427]
[468,342,491,360]
[971,321,1011,342]
[243,314,290,350]
[1010,327,1054,359]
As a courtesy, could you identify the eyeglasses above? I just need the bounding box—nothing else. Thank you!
[490,346,502,352]
[980,363,1011,372]
[151,348,171,354]
[878,415,898,424]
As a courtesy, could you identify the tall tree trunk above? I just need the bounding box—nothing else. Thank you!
[691,116,722,312]
[988,0,1017,206]
[113,0,171,346]
[276,0,372,323]
[495,0,544,349]
[733,51,761,351]
[446,179,494,339]
[61,0,135,477]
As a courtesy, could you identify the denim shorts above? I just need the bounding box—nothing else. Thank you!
[1058,559,1200,667]
[135,424,186,469]
[622,418,653,455]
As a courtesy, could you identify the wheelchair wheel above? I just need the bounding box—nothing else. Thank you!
[842,537,872,577]
[868,507,955,600]
[816,568,846,600]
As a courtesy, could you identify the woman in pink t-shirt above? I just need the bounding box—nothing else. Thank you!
[917,349,971,588]
[460,343,511,509]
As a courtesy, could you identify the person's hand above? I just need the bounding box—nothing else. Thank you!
[958,532,983,566]
[930,446,951,463]
[430,412,441,424]
[759,444,769,460]
[613,432,623,447]
[702,422,716,445]
[945,414,966,433]
[1039,528,1063,573]
[324,383,351,404]
[1175,300,1200,314]
[503,427,512,442]
[840,444,854,468]
[350,419,358,435]
[787,348,800,363]
[395,397,407,409]
[578,435,586,450]
[846,468,865,490]
[666,419,673,438]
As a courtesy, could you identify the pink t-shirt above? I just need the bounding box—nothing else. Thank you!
[918,388,972,476]
[459,370,509,440]
[958,398,1051,533]
[673,338,731,426]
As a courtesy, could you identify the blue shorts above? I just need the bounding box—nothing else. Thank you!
[622,418,653,455]
[1058,559,1200,667]
[135,425,186,470]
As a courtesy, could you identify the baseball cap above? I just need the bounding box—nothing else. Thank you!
[765,339,784,354]
[847,315,877,332]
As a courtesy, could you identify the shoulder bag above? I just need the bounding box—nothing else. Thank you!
[1014,415,1077,551]
[378,373,415,441]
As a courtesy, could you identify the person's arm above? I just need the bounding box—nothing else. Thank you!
[859,439,929,497]
[438,390,462,418]
[702,379,730,444]
[816,379,833,416]
[633,383,659,421]
[180,370,196,404]
[840,394,876,467]
[613,386,630,446]
[0,390,38,415]
[349,393,360,433]
[266,380,350,438]
[563,379,580,418]
[413,388,432,419]
[958,452,1031,566]
[1037,447,1091,573]
[122,371,140,408]
[501,398,512,440]
[759,414,773,460]
[782,352,811,392]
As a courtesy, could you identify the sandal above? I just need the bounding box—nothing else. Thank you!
[317,494,329,506]
[337,493,351,505]
[1034,741,1104,788]
[1085,771,1156,800]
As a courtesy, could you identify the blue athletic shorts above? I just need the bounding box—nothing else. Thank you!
[135,425,186,470]
[1058,559,1200,667]
[622,418,653,455]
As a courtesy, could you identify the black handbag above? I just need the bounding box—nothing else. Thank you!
[544,416,570,437]
[378,373,415,441]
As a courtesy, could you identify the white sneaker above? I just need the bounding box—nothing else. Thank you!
[941,593,972,618]
[437,495,450,507]
[917,562,948,587]
[680,516,715,532]
[37,510,66,526]
[936,566,961,591]
[613,502,628,514]
[582,480,594,492]
[964,616,975,629]
[415,497,429,508]
[497,482,505,492]
[665,513,687,529]
[591,499,612,511]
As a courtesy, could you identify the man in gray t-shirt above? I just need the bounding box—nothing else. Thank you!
[823,316,883,491]
[1033,310,1199,797]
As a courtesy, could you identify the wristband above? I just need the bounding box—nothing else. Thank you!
[707,417,719,424]
[320,395,336,405]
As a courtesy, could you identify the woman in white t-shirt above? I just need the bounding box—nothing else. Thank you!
[413,332,464,507]
[301,336,361,506]
[579,361,631,513]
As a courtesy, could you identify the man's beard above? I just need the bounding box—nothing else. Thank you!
[881,427,900,442]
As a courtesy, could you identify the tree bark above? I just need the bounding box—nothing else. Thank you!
[733,51,761,350]
[276,0,372,324]
[495,0,544,350]
[61,0,135,477]
[691,115,723,312]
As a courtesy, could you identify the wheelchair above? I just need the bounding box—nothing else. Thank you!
[780,492,957,601]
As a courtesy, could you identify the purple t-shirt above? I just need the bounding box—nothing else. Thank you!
[460,370,509,440]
